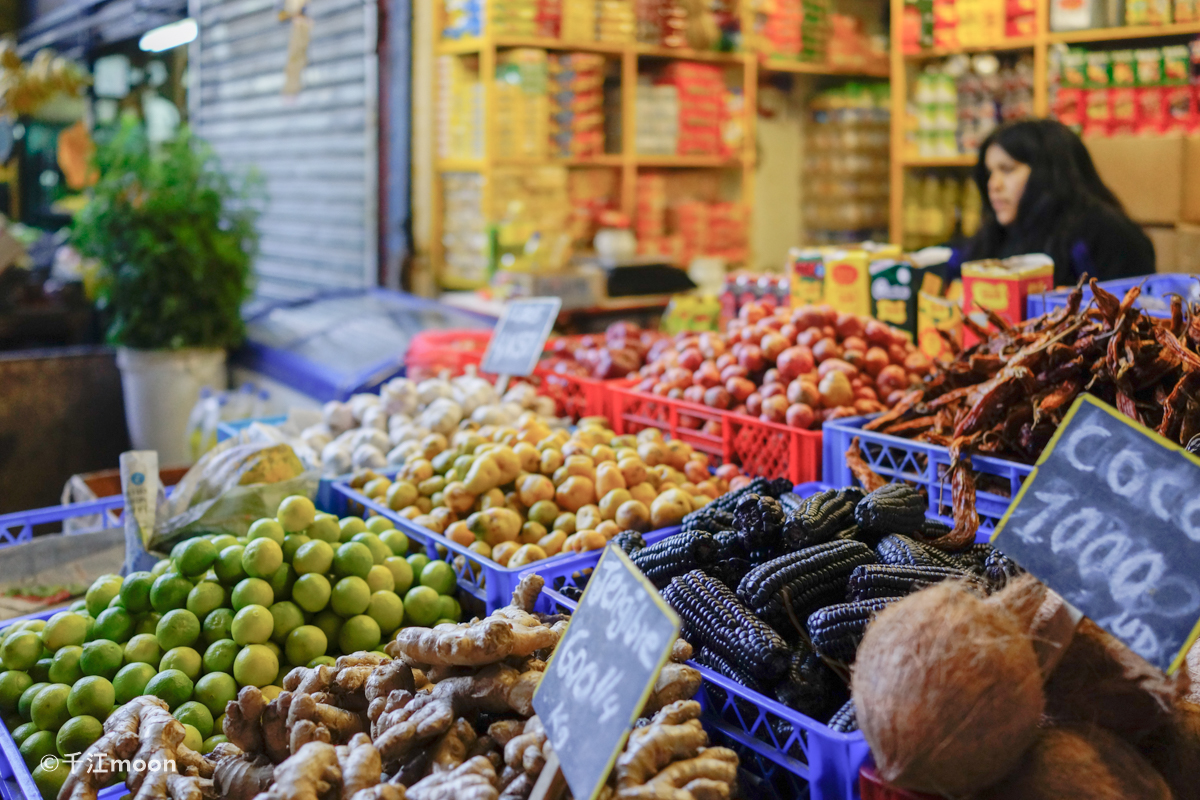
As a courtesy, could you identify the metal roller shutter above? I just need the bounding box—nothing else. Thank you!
[190,0,378,299]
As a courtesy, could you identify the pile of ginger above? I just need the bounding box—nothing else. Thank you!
[58,575,738,800]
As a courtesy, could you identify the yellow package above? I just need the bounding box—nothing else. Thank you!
[823,248,871,317]
[917,291,963,363]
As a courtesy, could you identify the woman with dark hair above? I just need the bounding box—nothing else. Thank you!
[956,118,1155,285]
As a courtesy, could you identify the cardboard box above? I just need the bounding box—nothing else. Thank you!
[1175,223,1200,273]
[962,254,1054,345]
[1085,134,1184,224]
[1182,137,1200,223]
[1145,225,1180,271]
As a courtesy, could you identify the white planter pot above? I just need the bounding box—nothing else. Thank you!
[116,347,227,466]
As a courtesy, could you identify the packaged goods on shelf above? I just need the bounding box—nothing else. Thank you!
[826,14,888,72]
[756,0,803,56]
[491,165,571,271]
[548,52,607,158]
[804,83,890,245]
[909,0,1030,50]
[901,171,980,250]
[442,173,488,288]
[802,0,831,60]
[597,0,637,41]
[910,53,1032,158]
[442,0,483,37]
[636,82,680,154]
[494,49,549,160]
[664,62,726,156]
[436,55,482,160]
[561,0,598,40]
[567,167,619,246]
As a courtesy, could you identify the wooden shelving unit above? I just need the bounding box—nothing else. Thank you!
[430,3,893,286]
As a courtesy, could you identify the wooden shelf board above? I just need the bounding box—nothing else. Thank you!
[635,155,742,167]
[436,158,484,171]
[903,37,1036,58]
[1047,21,1200,42]
[634,45,747,63]
[761,58,890,77]
[902,155,977,167]
[435,37,748,61]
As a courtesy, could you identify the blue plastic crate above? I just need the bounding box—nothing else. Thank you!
[1027,274,1200,319]
[822,416,1031,537]
[215,415,290,442]
[523,482,870,800]
[0,496,128,548]
[332,474,682,614]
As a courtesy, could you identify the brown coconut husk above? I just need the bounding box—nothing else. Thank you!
[1043,618,1182,741]
[1184,639,1200,706]
[985,575,1077,678]
[1141,701,1200,800]
[852,581,1045,798]
[975,724,1173,800]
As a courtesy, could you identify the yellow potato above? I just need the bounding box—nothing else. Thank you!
[651,489,693,528]
[595,520,619,540]
[629,482,657,507]
[539,530,567,556]
[386,480,419,511]
[443,482,477,515]
[508,544,547,568]
[575,505,603,532]
[556,476,596,513]
[553,512,576,535]
[599,489,633,521]
[541,449,565,476]
[519,521,547,545]
[595,462,627,497]
[615,500,651,532]
[492,541,521,566]
[517,474,556,508]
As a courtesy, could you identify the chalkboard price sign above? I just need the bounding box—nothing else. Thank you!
[481,297,562,377]
[532,546,680,800]
[993,393,1200,674]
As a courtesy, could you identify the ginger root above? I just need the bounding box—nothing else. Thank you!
[431,718,477,772]
[644,664,702,716]
[337,733,386,797]
[61,696,158,800]
[226,686,291,764]
[406,755,499,800]
[255,740,342,800]
[289,691,367,751]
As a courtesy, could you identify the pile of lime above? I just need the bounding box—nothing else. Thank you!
[0,496,463,800]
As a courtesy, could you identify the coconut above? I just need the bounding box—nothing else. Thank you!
[852,582,1044,797]
[1141,701,1200,800]
[986,574,1076,678]
[1043,618,1179,740]
[977,725,1173,800]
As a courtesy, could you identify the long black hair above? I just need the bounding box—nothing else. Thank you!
[962,119,1126,278]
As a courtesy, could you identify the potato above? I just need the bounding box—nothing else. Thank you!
[591,444,617,464]
[419,434,448,460]
[552,467,570,486]
[618,457,648,488]
[399,507,421,521]
[611,435,638,449]
[577,530,607,551]
[595,520,619,540]
[491,446,522,485]
[446,521,473,547]
[363,477,391,500]
[615,500,651,532]
[684,460,710,484]
[599,489,633,521]
[386,480,419,511]
[575,505,603,532]
[414,497,433,514]
[413,514,444,534]
[519,521,546,546]
[664,440,692,470]
[539,530,567,556]
[513,442,540,473]
[430,492,445,508]
[629,482,657,506]
[527,500,559,528]
[691,494,711,509]
[595,462,627,497]
[638,442,667,467]
[517,474,556,508]
[468,541,492,559]
[418,476,447,497]
[562,533,581,553]
[564,455,596,481]
[464,456,502,494]
[492,541,520,566]
[637,428,665,444]
[651,489,693,528]
[443,482,476,515]
[429,507,454,530]
[556,476,596,513]
[508,544,547,569]
[477,488,506,511]
[402,458,435,483]
[553,512,576,535]
[561,440,588,458]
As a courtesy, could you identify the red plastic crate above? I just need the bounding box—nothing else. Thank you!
[860,767,944,800]
[609,385,822,484]
[530,365,619,420]
[405,330,493,380]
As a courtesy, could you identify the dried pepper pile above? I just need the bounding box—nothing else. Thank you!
[852,277,1200,544]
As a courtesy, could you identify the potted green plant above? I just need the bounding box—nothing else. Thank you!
[72,117,261,464]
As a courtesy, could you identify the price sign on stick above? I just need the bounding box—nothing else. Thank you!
[993,393,1200,674]
[532,546,680,800]
[481,297,562,377]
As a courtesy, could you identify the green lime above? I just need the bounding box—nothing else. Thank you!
[85,576,123,617]
[242,539,283,580]
[214,713,226,734]
[56,714,103,758]
[0,670,32,712]
[150,559,173,578]
[203,609,235,645]
[282,534,311,563]
[2,631,41,671]
[93,607,134,644]
[106,595,124,610]
[380,529,410,557]
[334,543,374,579]
[268,564,296,601]
[20,730,56,771]
[293,540,335,576]
[113,662,157,703]
[406,553,431,577]
[119,572,156,613]
[338,616,381,653]
[178,538,219,577]
[307,655,336,668]
[436,595,462,623]
[351,533,391,566]
[22,620,46,632]
[171,540,190,561]
[262,641,282,664]
[48,646,84,685]
[150,574,193,613]
[12,721,37,747]
[29,658,51,684]
[186,582,225,622]
[367,592,404,633]
[269,602,305,645]
[383,557,414,595]
[41,612,89,652]
[156,609,201,651]
[231,578,274,611]
[145,668,194,710]
[33,753,71,799]
[404,586,441,627]
[231,606,273,646]
[18,682,48,720]
[420,561,456,596]
[69,599,87,613]
[181,723,203,753]
[284,626,327,666]
[366,516,395,534]
[278,496,317,533]
[195,671,238,717]
[202,640,240,675]
[233,645,278,688]
[209,534,239,552]
[67,675,115,719]
[202,734,228,754]
[174,700,214,738]
[312,611,341,647]
[338,517,368,542]
[30,684,71,731]
[160,647,202,681]
[331,577,371,617]
[134,613,161,637]
[80,640,123,680]
[248,518,286,545]
[306,514,341,544]
[365,565,395,593]
[124,634,162,665]
[292,574,331,614]
[215,546,247,585]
